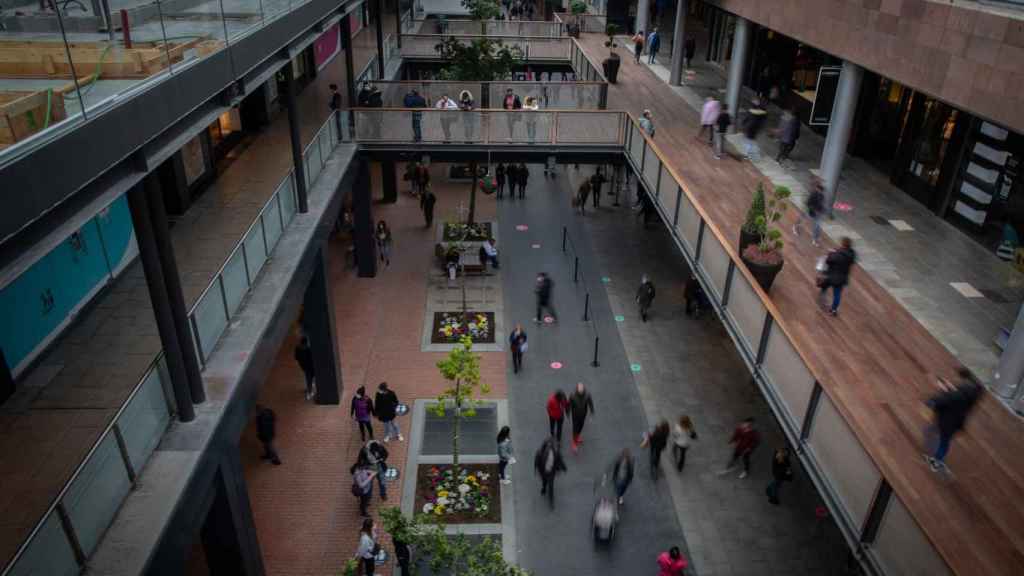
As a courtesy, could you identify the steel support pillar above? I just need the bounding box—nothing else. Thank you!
[353,159,377,277]
[381,161,398,203]
[669,0,687,86]
[375,0,386,78]
[342,13,357,108]
[127,184,195,422]
[283,64,309,213]
[725,16,750,130]
[636,0,649,34]
[819,60,863,216]
[994,305,1024,398]
[302,244,342,405]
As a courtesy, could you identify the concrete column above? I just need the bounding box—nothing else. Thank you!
[375,0,386,78]
[395,0,403,48]
[146,176,205,405]
[819,60,863,215]
[283,64,309,213]
[127,184,195,422]
[668,0,687,86]
[381,161,398,203]
[353,159,377,277]
[636,0,649,34]
[302,245,342,405]
[994,305,1024,398]
[342,13,357,107]
[725,15,750,129]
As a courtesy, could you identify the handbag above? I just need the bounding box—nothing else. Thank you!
[815,256,827,273]
[520,341,528,353]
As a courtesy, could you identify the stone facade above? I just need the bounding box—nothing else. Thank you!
[710,0,1024,134]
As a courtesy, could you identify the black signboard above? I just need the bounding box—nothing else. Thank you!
[809,66,842,126]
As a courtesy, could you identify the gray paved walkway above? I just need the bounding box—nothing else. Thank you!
[630,17,1021,380]
[566,166,852,576]
[498,165,688,574]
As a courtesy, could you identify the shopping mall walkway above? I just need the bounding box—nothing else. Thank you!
[575,31,1024,576]
[0,32,375,567]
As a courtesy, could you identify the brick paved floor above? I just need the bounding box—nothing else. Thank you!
[244,164,508,576]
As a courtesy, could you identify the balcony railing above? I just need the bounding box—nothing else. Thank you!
[399,34,573,60]
[358,80,606,109]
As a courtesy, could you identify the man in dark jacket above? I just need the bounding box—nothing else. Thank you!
[636,274,656,322]
[568,382,595,452]
[294,335,315,400]
[256,407,281,465]
[423,189,436,228]
[375,382,403,442]
[819,237,857,316]
[925,369,983,473]
[403,89,427,142]
[354,439,390,500]
[534,272,557,323]
[534,438,567,508]
[774,109,800,164]
[590,168,606,208]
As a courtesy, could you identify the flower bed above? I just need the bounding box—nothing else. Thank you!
[431,311,495,344]
[443,222,493,242]
[415,463,501,524]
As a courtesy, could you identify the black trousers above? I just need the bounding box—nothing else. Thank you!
[512,348,523,373]
[358,419,374,441]
[363,556,375,575]
[776,141,795,162]
[728,449,752,473]
[499,459,509,479]
[540,474,556,507]
[549,416,564,442]
[673,445,689,471]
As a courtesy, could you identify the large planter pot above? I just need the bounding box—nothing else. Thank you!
[603,55,621,84]
[741,253,784,292]
[739,228,760,255]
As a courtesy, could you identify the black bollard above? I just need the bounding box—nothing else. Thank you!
[573,257,579,283]
[583,293,590,321]
[562,227,567,253]
[591,336,600,367]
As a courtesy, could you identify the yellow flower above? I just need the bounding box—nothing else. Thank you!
[466,475,477,484]
[438,490,449,498]
[434,506,444,515]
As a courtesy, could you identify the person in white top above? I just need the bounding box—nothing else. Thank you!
[672,414,698,472]
[354,518,379,575]
[523,96,540,142]
[435,94,458,142]
[481,238,499,269]
[699,97,721,145]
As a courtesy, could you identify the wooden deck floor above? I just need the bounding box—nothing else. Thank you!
[575,35,1024,576]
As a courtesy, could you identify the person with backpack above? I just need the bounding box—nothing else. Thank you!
[818,237,857,317]
[294,334,315,400]
[641,420,671,480]
[356,438,390,501]
[351,462,377,517]
[636,274,656,322]
[766,447,793,505]
[794,177,825,246]
[774,108,801,164]
[924,369,983,473]
[351,386,375,441]
[374,382,403,443]
[611,448,635,505]
[533,437,567,508]
[719,417,760,479]
[256,407,281,465]
[354,518,380,574]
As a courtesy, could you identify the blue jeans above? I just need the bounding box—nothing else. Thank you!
[382,419,400,440]
[820,283,844,312]
[412,114,422,141]
[934,432,952,462]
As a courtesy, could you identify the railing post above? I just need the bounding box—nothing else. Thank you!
[56,502,87,567]
[112,423,138,486]
[573,257,579,283]
[599,83,608,109]
[562,227,567,252]
[591,336,600,367]
[583,293,590,321]
[551,111,558,144]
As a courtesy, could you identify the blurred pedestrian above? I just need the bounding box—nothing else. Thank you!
[497,425,516,485]
[657,546,688,576]
[794,177,825,246]
[496,163,507,199]
[590,167,607,208]
[351,386,375,441]
[719,417,760,479]
[375,220,392,267]
[766,447,793,505]
[294,334,315,400]
[672,415,698,472]
[506,163,520,201]
[699,96,721,145]
[742,103,767,161]
[423,187,436,228]
[534,437,567,508]
[577,179,592,214]
[534,272,557,323]
[817,237,856,316]
[714,104,731,160]
[684,36,696,68]
[546,389,569,442]
[774,108,801,164]
[509,323,528,374]
[924,369,983,473]
[647,28,660,64]
[354,518,379,575]
[641,420,670,479]
[636,274,656,322]
[351,461,376,517]
[632,30,645,64]
[569,382,595,453]
[611,448,635,505]
[256,407,281,465]
[375,382,403,442]
[516,162,529,199]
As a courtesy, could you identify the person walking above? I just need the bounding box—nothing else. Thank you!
[639,109,655,138]
[423,187,437,229]
[924,369,983,473]
[657,546,689,576]
[523,96,540,142]
[683,274,701,317]
[641,420,671,480]
[435,93,458,143]
[647,28,660,64]
[632,30,645,64]
[774,108,801,164]
[590,168,606,208]
[636,274,655,322]
[533,437,567,509]
[351,461,377,517]
[351,386,375,441]
[742,102,768,161]
[568,382,595,453]
[672,415,698,472]
[516,162,529,199]
[294,334,315,400]
[375,382,403,443]
[403,88,427,142]
[766,447,793,505]
[509,323,528,374]
[534,272,557,323]
[546,389,569,443]
[684,36,696,68]
[576,179,592,215]
[720,417,760,479]
[496,163,507,199]
[354,518,379,575]
[699,96,721,145]
[256,407,281,465]
[375,220,392,267]
[793,177,825,246]
[497,425,516,485]
[818,237,856,317]
[359,438,390,501]
[714,105,731,160]
[611,448,635,505]
[505,163,519,201]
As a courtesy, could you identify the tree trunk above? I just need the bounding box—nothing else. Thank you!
[468,161,478,224]
[453,379,461,471]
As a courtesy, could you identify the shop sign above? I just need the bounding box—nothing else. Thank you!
[809,66,841,126]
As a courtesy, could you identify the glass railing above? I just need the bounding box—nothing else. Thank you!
[1,110,345,576]
[570,37,608,83]
[0,0,330,166]
[361,80,605,109]
[555,12,608,33]
[399,34,573,60]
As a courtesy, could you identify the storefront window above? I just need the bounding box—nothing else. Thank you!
[909,102,957,188]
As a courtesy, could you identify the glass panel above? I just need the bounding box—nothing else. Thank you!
[807,394,881,528]
[376,82,481,107]
[306,140,322,183]
[762,323,816,426]
[279,173,297,226]
[699,233,730,299]
[555,112,620,144]
[319,129,331,167]
[263,0,290,19]
[726,272,765,353]
[872,495,953,576]
[642,142,660,193]
[224,0,265,42]
[677,192,701,256]
[243,221,268,283]
[221,245,249,317]
[628,123,644,168]
[118,363,172,474]
[658,165,676,206]
[193,279,229,360]
[64,434,132,556]
[490,82,602,109]
[264,203,283,254]
[6,512,79,576]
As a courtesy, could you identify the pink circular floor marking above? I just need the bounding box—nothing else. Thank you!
[550,362,563,370]
[516,225,529,231]
[544,316,555,324]
[531,243,541,249]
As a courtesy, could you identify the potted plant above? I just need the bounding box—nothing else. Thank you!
[739,183,766,255]
[602,24,621,84]
[568,0,587,37]
[740,185,791,292]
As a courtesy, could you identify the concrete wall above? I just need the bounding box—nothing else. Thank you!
[709,0,1024,134]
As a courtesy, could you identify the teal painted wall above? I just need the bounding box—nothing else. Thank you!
[0,194,136,376]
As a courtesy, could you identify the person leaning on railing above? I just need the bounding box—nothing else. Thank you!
[403,88,427,142]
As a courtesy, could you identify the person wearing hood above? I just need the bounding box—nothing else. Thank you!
[459,90,477,141]
[657,546,688,576]
[533,437,567,508]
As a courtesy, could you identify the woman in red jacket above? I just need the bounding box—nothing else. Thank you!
[657,546,688,576]
[546,390,569,444]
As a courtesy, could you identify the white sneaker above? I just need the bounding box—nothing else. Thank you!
[383,437,390,443]
[738,471,748,479]
[398,435,405,442]
[792,224,799,236]
[509,457,517,465]
[304,390,312,400]
[501,479,512,485]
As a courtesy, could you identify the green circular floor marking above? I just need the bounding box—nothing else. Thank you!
[615,315,625,322]
[601,276,611,283]
[630,363,642,372]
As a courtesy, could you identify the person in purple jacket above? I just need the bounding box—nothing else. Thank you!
[351,386,375,441]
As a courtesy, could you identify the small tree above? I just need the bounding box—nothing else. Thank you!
[435,36,522,81]
[462,0,501,34]
[742,183,767,236]
[435,336,489,471]
[743,185,791,265]
[605,23,620,54]
[570,0,587,24]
